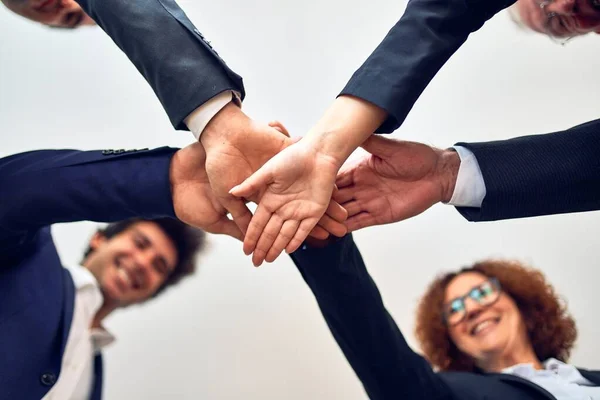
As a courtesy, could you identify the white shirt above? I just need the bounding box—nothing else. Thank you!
[42,265,115,400]
[504,358,600,400]
[185,91,240,140]
[448,146,487,208]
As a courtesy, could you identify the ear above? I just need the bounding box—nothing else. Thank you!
[89,231,108,251]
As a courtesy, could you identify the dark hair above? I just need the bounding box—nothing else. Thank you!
[415,260,577,372]
[83,218,206,298]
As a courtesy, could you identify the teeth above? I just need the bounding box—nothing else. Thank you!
[118,268,131,287]
[473,320,494,335]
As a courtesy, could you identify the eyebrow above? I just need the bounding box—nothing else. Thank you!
[133,229,173,272]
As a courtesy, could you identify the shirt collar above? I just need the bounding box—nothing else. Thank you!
[64,264,117,351]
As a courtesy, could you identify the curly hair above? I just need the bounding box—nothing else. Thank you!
[415,260,577,372]
[82,218,205,298]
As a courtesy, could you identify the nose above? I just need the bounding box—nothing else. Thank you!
[131,252,152,289]
[547,0,576,15]
[464,297,485,321]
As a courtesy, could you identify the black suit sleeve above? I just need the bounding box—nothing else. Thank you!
[340,0,515,133]
[289,235,454,400]
[75,0,244,130]
[455,119,600,221]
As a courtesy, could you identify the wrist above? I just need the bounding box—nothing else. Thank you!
[200,102,250,148]
[304,95,388,168]
[437,149,460,203]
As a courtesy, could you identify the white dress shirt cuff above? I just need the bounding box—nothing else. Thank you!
[447,146,487,208]
[185,91,240,140]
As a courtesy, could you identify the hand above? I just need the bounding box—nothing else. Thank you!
[170,141,244,240]
[230,138,341,266]
[200,105,347,244]
[334,135,460,231]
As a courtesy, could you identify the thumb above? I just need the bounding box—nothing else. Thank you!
[360,135,399,159]
[229,166,273,198]
[268,120,290,138]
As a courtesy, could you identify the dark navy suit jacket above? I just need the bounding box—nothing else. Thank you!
[0,147,178,400]
[290,235,600,400]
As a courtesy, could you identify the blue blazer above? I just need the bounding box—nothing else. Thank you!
[289,235,600,400]
[0,147,178,400]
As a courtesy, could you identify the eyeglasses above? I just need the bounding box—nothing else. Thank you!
[443,278,501,326]
[536,0,575,45]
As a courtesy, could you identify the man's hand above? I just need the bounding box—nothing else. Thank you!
[170,141,245,240]
[334,135,460,232]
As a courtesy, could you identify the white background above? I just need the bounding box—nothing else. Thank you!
[1,0,600,398]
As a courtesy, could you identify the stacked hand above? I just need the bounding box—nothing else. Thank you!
[173,103,348,247]
[334,135,460,231]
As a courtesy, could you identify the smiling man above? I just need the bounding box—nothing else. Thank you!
[0,141,250,399]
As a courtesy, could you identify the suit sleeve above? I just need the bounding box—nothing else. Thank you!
[289,235,454,400]
[0,148,178,257]
[454,118,600,221]
[75,0,244,130]
[340,0,515,133]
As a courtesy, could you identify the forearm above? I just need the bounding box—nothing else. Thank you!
[290,235,452,400]
[455,118,600,221]
[75,0,243,130]
[341,0,515,133]
[305,95,388,168]
[0,148,177,236]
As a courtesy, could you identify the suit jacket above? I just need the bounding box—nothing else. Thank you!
[73,0,244,130]
[454,118,600,222]
[289,235,600,400]
[0,147,178,399]
[340,0,516,133]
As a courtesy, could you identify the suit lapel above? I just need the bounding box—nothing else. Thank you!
[487,373,557,400]
[578,369,600,385]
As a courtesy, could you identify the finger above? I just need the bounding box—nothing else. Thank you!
[242,204,272,256]
[268,121,290,137]
[230,167,273,199]
[341,200,363,218]
[335,169,355,189]
[252,215,285,266]
[221,197,253,236]
[325,200,348,223]
[316,213,347,238]
[360,135,397,158]
[212,218,244,241]
[265,219,300,263]
[308,225,330,240]
[333,187,355,204]
[345,212,377,232]
[285,218,317,255]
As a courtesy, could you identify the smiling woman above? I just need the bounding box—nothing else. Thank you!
[416,260,577,372]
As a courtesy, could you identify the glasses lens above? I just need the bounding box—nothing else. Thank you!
[445,298,465,325]
[470,280,500,307]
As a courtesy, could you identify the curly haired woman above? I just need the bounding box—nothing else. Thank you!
[289,234,600,400]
